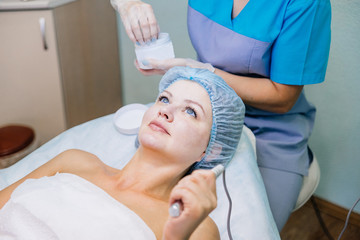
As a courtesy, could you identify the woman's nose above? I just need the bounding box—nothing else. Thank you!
[158,106,174,122]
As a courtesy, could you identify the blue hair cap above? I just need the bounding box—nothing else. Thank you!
[159,66,245,170]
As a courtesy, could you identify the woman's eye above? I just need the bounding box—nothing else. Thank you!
[159,96,169,104]
[186,107,197,118]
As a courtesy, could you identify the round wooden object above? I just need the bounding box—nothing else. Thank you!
[0,125,35,168]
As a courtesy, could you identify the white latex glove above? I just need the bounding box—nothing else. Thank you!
[135,58,215,76]
[162,170,218,240]
[111,0,159,44]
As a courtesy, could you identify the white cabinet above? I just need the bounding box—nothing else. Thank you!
[0,0,122,144]
[0,10,66,143]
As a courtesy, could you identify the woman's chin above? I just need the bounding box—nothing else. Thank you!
[138,134,165,151]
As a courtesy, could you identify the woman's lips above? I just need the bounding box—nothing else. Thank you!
[149,121,169,135]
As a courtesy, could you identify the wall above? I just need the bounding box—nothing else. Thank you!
[116,0,360,213]
[306,0,360,213]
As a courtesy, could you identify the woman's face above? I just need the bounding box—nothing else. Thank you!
[138,80,212,166]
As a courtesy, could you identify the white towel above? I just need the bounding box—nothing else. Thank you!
[0,173,156,240]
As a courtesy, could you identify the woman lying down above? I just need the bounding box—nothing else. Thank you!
[0,67,245,239]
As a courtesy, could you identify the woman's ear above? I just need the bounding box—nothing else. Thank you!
[206,144,222,161]
[194,152,206,164]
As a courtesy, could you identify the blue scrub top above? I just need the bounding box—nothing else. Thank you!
[187,0,331,175]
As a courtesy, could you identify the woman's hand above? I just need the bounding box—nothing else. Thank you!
[135,58,215,76]
[111,0,159,44]
[162,169,218,240]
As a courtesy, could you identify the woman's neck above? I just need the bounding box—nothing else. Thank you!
[113,149,187,201]
[232,0,249,19]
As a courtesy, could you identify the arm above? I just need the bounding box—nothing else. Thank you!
[215,68,303,113]
[136,58,303,113]
[189,217,220,240]
[0,153,63,209]
[0,149,96,209]
[163,170,220,240]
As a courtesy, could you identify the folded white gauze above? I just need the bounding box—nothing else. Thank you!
[0,173,156,240]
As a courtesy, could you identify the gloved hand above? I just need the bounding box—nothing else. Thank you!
[111,0,159,44]
[135,58,215,76]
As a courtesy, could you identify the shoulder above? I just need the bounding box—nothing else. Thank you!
[287,0,331,9]
[57,148,98,161]
[190,216,220,240]
[0,149,103,209]
[282,0,331,23]
[54,149,106,175]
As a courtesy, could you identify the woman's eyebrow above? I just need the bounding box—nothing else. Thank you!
[185,99,205,115]
[163,90,172,97]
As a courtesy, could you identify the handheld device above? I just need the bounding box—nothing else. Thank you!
[169,164,225,218]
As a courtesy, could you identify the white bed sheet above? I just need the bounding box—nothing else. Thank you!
[0,111,280,239]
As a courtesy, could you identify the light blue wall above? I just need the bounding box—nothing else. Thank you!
[116,0,360,213]
[306,0,360,213]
